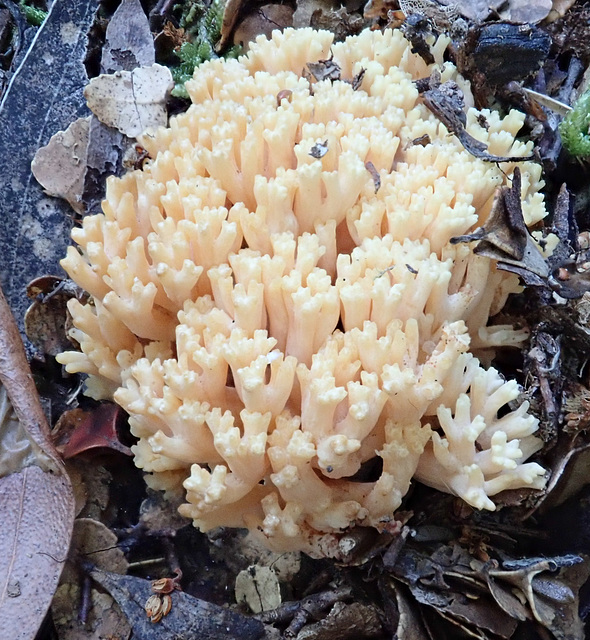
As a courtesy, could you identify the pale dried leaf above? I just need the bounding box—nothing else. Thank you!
[31,117,90,214]
[0,286,75,639]
[501,0,552,23]
[437,0,504,22]
[235,566,281,613]
[84,64,173,138]
[0,468,73,639]
[101,0,155,73]
[235,536,301,582]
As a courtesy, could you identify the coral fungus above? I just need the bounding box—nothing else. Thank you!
[58,28,547,556]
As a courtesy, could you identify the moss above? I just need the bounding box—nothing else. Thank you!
[19,0,48,26]
[559,91,590,158]
[170,0,241,98]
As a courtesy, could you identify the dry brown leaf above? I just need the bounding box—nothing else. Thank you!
[0,286,74,639]
[84,64,173,138]
[218,0,245,50]
[30,116,90,214]
[233,5,294,50]
[24,275,81,356]
[61,403,132,459]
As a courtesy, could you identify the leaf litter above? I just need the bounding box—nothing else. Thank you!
[0,286,74,639]
[9,0,590,638]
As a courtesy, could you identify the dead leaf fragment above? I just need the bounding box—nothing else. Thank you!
[488,555,589,638]
[451,168,549,280]
[307,56,342,82]
[84,64,173,138]
[421,76,534,162]
[31,116,90,214]
[101,0,155,73]
[61,403,132,459]
[235,566,282,613]
[502,0,552,24]
[232,5,294,50]
[25,275,83,356]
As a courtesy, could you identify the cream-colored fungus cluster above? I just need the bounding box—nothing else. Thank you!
[58,28,548,556]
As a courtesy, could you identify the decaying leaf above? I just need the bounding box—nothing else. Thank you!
[233,5,295,50]
[388,536,589,640]
[139,487,189,533]
[84,0,157,215]
[309,140,329,158]
[25,275,84,356]
[101,0,155,73]
[84,64,174,138]
[420,76,535,163]
[30,117,90,214]
[60,403,132,459]
[451,168,549,282]
[526,329,562,438]
[549,0,577,19]
[307,56,342,82]
[471,23,552,86]
[65,459,112,520]
[294,0,340,29]
[255,586,353,635]
[0,286,75,638]
[392,583,430,640]
[487,556,589,639]
[429,0,504,23]
[309,6,365,41]
[235,565,282,613]
[532,431,590,513]
[398,0,458,29]
[89,567,266,639]
[501,0,552,24]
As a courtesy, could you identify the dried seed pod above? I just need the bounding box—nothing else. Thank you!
[145,594,162,619]
[151,577,175,594]
[161,594,173,616]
